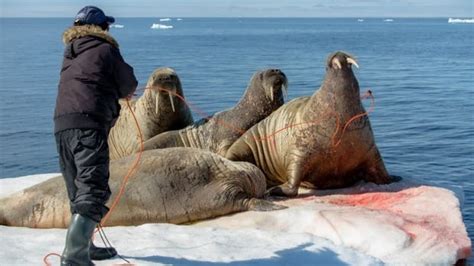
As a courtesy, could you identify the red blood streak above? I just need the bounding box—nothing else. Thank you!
[327,190,417,210]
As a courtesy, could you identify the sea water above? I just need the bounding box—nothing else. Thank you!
[0,18,472,246]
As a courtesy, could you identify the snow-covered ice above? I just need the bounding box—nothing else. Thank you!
[0,174,471,265]
[200,180,471,264]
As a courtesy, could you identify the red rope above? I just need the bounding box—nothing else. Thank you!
[43,86,375,265]
[43,98,143,265]
[43,252,61,266]
[139,86,375,147]
[99,98,145,228]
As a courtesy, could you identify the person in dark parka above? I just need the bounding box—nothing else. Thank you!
[53,6,137,265]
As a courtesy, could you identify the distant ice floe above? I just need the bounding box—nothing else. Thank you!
[177,18,183,21]
[110,24,124,28]
[150,23,173,29]
[383,19,394,22]
[159,18,171,22]
[448,18,474,24]
[357,19,364,22]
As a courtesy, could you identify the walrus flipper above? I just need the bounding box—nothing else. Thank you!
[265,158,304,197]
[246,198,287,211]
[362,146,393,185]
[225,139,256,165]
[143,130,185,151]
[265,184,297,197]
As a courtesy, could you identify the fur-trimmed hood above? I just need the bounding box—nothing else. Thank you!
[55,23,137,134]
[62,25,119,48]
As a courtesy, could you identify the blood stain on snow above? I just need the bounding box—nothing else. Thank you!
[326,189,420,210]
[320,187,472,260]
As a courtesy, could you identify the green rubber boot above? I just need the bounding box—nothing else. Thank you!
[89,241,117,260]
[61,214,96,266]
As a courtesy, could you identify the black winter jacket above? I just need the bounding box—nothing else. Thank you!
[54,25,137,134]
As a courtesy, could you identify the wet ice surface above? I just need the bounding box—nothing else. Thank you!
[0,174,471,265]
[201,178,471,264]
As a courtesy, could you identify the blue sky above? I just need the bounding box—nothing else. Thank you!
[1,0,473,17]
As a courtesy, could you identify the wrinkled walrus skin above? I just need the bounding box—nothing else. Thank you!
[143,69,288,157]
[0,148,285,228]
[226,51,394,197]
[108,67,193,160]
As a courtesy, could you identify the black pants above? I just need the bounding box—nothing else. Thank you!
[55,128,111,222]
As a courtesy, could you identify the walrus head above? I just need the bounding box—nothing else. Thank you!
[327,51,359,70]
[322,51,360,96]
[146,67,183,113]
[258,68,288,103]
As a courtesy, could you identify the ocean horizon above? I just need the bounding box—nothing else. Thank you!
[1,16,472,18]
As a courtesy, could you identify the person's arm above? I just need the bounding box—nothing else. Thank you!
[111,47,138,99]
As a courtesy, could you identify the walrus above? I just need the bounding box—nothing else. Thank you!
[0,148,284,228]
[225,51,394,197]
[143,69,288,156]
[108,67,194,160]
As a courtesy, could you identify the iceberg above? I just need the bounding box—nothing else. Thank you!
[383,19,394,22]
[357,19,364,22]
[110,24,124,28]
[448,18,474,24]
[0,174,471,265]
[159,18,171,22]
[150,23,173,29]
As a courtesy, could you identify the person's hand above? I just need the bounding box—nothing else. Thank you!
[125,86,137,100]
[125,92,136,101]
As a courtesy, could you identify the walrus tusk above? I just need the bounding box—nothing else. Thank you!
[156,93,159,114]
[283,84,288,101]
[270,86,274,101]
[169,92,176,112]
[347,57,359,68]
[332,58,342,69]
